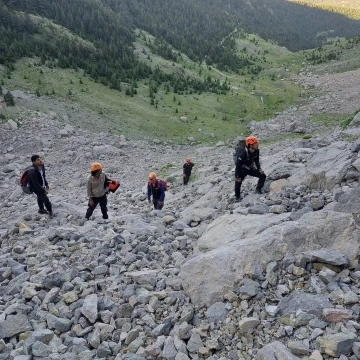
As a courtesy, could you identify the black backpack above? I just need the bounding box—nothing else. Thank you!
[233,138,246,165]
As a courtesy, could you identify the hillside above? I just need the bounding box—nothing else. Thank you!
[0,27,306,143]
[2,0,360,74]
[3,32,360,143]
[1,62,360,359]
[289,0,360,19]
[2,2,360,359]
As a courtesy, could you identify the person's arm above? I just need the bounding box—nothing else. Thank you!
[87,178,93,198]
[158,182,165,202]
[43,166,49,188]
[103,173,110,193]
[183,164,186,176]
[254,150,261,170]
[147,183,152,201]
[104,173,111,184]
[28,168,45,194]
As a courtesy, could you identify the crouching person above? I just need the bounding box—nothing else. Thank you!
[86,162,109,220]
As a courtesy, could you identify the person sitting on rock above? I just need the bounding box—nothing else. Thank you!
[147,172,165,210]
[183,157,195,185]
[86,162,110,220]
[28,154,54,218]
[234,136,266,200]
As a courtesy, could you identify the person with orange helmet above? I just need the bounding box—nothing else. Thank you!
[86,162,111,220]
[234,135,266,201]
[147,172,165,210]
[183,157,195,185]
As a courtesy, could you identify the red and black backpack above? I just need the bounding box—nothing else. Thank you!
[20,166,33,194]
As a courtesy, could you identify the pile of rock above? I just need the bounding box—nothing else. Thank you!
[1,102,360,359]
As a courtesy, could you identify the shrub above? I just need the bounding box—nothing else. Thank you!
[4,91,15,106]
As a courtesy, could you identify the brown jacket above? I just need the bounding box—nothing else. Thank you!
[87,172,108,198]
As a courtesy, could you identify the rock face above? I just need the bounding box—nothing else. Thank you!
[1,67,360,359]
[302,143,353,190]
[180,211,360,307]
[197,212,290,251]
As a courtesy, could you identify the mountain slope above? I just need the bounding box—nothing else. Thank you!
[289,0,360,19]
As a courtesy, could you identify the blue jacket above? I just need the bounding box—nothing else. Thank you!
[147,180,165,202]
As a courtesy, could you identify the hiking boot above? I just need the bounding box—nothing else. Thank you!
[48,212,54,219]
[38,209,48,214]
[255,187,262,194]
[228,196,240,204]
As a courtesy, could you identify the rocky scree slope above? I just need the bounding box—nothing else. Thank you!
[1,73,360,359]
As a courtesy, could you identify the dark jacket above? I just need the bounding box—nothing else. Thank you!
[183,162,194,176]
[235,148,261,178]
[28,165,48,194]
[147,180,165,202]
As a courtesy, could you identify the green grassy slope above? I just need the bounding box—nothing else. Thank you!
[3,28,360,144]
[0,27,306,144]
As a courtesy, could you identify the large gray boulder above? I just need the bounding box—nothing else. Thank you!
[198,213,290,251]
[277,291,332,317]
[334,186,360,214]
[180,210,360,307]
[0,314,32,339]
[295,142,352,190]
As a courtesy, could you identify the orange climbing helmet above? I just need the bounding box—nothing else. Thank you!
[91,162,102,172]
[186,157,191,163]
[245,136,258,147]
[148,172,157,180]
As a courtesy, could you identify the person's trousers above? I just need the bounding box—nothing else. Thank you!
[35,192,52,212]
[235,168,266,198]
[183,174,190,185]
[153,198,164,210]
[86,195,108,219]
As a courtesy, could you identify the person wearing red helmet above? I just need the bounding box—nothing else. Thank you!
[183,157,195,185]
[86,162,110,220]
[234,136,266,201]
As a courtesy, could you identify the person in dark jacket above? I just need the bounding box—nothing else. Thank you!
[234,136,266,201]
[28,154,53,217]
[147,172,165,210]
[183,157,195,185]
